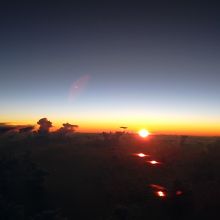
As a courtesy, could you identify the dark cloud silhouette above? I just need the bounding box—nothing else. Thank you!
[37,118,52,135]
[0,124,16,134]
[120,126,128,132]
[58,123,78,136]
[19,126,35,133]
[0,123,35,135]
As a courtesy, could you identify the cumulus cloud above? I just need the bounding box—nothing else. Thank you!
[37,118,52,135]
[58,123,78,136]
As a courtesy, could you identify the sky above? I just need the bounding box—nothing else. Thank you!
[1,0,220,135]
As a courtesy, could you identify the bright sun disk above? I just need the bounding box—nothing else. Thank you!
[138,129,150,138]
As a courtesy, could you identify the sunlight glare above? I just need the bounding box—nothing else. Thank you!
[138,129,150,138]
[136,153,148,157]
[157,191,166,197]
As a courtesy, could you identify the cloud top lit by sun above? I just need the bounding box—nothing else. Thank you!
[138,129,150,138]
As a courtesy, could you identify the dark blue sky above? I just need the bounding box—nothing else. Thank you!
[1,1,220,134]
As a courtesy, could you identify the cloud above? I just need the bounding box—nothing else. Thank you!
[0,124,16,134]
[58,123,78,135]
[0,123,35,134]
[19,126,35,133]
[37,118,52,134]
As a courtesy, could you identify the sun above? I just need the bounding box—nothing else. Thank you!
[138,129,150,138]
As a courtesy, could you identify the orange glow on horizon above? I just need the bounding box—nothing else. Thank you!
[1,115,220,136]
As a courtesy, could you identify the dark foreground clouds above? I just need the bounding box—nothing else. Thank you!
[19,125,35,133]
[0,123,34,134]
